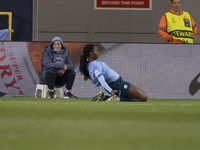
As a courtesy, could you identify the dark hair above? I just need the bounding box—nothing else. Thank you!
[79,44,95,79]
[171,0,181,3]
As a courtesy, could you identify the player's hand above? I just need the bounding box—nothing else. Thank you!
[111,90,118,99]
[167,34,173,43]
[57,69,66,76]
[64,65,68,71]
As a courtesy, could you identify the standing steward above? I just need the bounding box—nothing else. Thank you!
[158,0,197,44]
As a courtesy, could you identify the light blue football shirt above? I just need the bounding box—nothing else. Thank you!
[87,60,120,93]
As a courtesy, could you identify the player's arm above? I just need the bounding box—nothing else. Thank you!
[158,14,175,43]
[64,51,74,71]
[97,75,118,97]
[191,16,197,39]
[97,75,112,93]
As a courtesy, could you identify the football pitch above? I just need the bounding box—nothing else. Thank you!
[0,98,200,150]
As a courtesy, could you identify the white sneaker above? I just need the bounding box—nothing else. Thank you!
[105,96,120,102]
[64,91,77,99]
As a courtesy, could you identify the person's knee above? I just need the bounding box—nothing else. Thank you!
[67,69,76,76]
[49,68,57,74]
[46,68,57,82]
[141,94,148,102]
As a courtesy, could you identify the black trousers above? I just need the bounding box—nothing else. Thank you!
[40,68,76,90]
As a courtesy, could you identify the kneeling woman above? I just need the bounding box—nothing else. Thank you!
[79,44,148,102]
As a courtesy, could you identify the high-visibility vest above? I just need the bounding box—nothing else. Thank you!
[165,11,194,43]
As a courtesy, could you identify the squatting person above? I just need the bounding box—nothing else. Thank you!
[39,36,77,98]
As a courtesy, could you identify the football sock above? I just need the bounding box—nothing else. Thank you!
[120,97,131,101]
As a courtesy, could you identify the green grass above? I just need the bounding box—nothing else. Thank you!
[0,98,200,150]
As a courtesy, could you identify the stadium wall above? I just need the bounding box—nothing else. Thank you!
[34,0,200,43]
[0,42,200,99]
